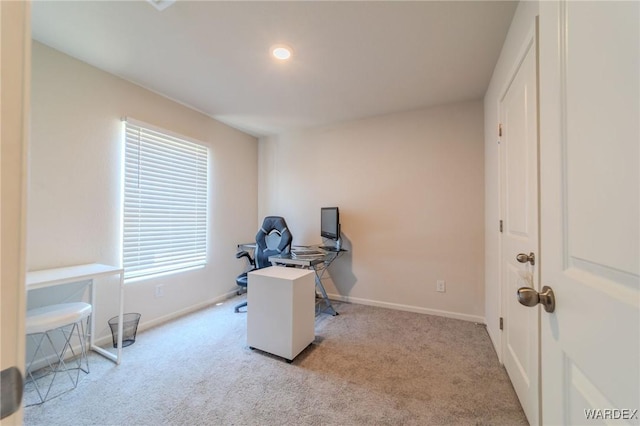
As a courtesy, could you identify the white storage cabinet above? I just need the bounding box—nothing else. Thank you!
[247,266,315,361]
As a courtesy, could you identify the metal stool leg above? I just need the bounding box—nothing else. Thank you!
[24,318,91,406]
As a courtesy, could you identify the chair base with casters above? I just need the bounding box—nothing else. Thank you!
[234,274,248,313]
[234,249,252,312]
[24,302,92,406]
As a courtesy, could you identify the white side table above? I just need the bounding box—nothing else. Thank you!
[247,266,315,362]
[26,263,125,364]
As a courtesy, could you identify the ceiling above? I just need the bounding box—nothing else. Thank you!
[31,1,517,137]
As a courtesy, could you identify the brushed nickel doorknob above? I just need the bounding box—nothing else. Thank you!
[517,286,556,313]
[516,252,535,266]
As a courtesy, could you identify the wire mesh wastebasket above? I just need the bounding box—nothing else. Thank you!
[108,313,141,348]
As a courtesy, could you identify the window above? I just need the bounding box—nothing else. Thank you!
[123,118,208,282]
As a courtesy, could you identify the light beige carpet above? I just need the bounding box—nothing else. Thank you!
[24,297,527,425]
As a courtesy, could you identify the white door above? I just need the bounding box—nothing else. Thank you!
[0,1,30,423]
[538,1,639,424]
[499,27,539,426]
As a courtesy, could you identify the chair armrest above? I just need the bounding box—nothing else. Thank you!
[237,243,256,251]
[236,250,255,267]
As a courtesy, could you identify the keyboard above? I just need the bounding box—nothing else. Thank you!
[291,249,325,257]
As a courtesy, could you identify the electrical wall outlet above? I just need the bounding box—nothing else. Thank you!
[436,280,446,293]
[155,284,164,298]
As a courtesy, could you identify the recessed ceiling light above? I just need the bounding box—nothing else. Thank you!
[271,44,293,61]
[147,0,176,11]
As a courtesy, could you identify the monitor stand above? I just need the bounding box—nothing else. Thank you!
[320,238,341,252]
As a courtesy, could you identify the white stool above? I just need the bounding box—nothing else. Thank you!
[25,302,92,405]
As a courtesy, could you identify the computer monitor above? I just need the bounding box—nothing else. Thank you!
[321,207,340,241]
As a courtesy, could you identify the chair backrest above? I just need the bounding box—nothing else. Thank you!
[254,216,292,268]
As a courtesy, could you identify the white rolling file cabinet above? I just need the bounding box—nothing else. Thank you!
[247,266,315,362]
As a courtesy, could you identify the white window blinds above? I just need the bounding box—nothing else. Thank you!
[123,118,208,282]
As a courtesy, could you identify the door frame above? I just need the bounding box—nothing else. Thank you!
[1,1,30,423]
[497,19,541,425]
[497,19,538,357]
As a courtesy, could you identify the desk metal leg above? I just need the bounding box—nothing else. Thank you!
[116,273,124,363]
[89,272,124,365]
[89,278,96,351]
[268,254,340,317]
[314,272,338,316]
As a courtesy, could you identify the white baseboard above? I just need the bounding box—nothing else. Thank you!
[485,323,502,364]
[31,290,489,372]
[137,290,239,333]
[90,290,485,349]
[327,292,486,324]
[91,289,239,348]
[26,291,241,370]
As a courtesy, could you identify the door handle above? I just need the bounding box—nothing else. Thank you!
[1,366,23,419]
[517,286,556,313]
[516,252,535,266]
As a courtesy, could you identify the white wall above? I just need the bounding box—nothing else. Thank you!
[259,101,485,321]
[28,42,258,341]
[483,1,539,357]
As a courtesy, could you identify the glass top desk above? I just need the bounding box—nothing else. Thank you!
[269,248,345,316]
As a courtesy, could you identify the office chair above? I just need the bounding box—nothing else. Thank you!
[234,216,292,313]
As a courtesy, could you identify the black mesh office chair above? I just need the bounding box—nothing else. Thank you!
[234,216,292,313]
